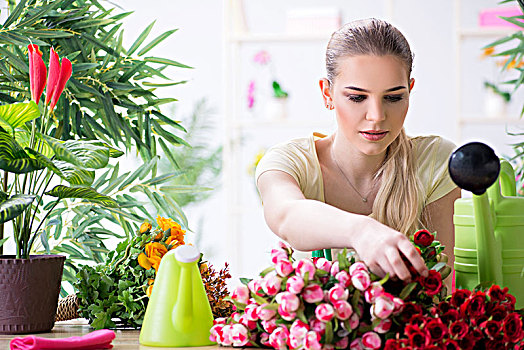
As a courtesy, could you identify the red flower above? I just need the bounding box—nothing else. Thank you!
[449,289,471,308]
[502,312,523,343]
[436,301,451,314]
[458,334,476,350]
[487,284,508,302]
[449,320,469,339]
[440,309,459,324]
[408,314,426,327]
[45,47,60,106]
[420,270,442,296]
[461,291,486,318]
[426,318,447,343]
[28,44,47,103]
[407,327,429,349]
[383,339,400,350]
[490,305,508,322]
[443,339,459,350]
[481,319,502,339]
[400,302,423,323]
[413,229,434,247]
[49,56,72,111]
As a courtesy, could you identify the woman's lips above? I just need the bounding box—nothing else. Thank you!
[360,130,388,141]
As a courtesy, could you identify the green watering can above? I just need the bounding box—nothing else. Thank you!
[139,245,216,347]
[449,142,524,308]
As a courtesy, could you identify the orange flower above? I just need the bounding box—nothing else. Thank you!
[165,235,185,249]
[156,216,186,236]
[146,284,154,297]
[481,46,495,59]
[145,242,168,259]
[153,231,164,241]
[138,253,152,270]
[149,256,162,271]
[140,222,152,234]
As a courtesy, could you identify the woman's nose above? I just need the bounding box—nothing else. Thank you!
[365,99,386,122]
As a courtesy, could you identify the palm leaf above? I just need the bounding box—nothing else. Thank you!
[45,185,117,207]
[137,29,178,56]
[127,21,155,56]
[0,194,36,224]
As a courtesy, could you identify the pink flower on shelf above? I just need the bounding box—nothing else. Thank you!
[351,270,371,291]
[304,331,322,350]
[262,319,277,333]
[276,291,300,313]
[256,303,276,321]
[275,259,294,277]
[328,283,349,303]
[371,294,396,319]
[302,284,324,303]
[230,323,249,347]
[314,257,332,272]
[28,44,47,103]
[294,259,316,281]
[269,326,289,350]
[333,300,353,320]
[248,278,264,296]
[253,50,271,65]
[231,285,249,305]
[315,303,335,322]
[361,331,382,349]
[286,275,305,294]
[247,80,255,109]
[262,272,282,296]
[335,270,351,288]
[365,282,385,304]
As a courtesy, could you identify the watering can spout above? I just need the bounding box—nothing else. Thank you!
[449,142,503,286]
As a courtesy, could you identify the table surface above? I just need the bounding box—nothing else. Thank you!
[0,319,221,350]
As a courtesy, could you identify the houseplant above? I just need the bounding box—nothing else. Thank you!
[0,44,118,334]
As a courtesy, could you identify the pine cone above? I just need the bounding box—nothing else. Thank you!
[55,293,80,321]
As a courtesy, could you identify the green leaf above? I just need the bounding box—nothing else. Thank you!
[499,15,524,29]
[0,190,8,202]
[0,101,40,133]
[0,130,43,173]
[44,137,113,169]
[399,282,418,299]
[0,194,36,224]
[325,321,333,344]
[143,170,185,186]
[142,80,187,87]
[137,29,178,56]
[0,237,8,248]
[45,185,118,207]
[431,262,447,272]
[160,185,211,193]
[127,21,156,56]
[143,56,192,69]
[2,0,27,28]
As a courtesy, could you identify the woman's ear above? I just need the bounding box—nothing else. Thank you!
[409,78,415,92]
[319,78,333,109]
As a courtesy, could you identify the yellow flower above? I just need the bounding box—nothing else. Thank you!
[138,253,152,270]
[140,222,152,234]
[481,46,495,59]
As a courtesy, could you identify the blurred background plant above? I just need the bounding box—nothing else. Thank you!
[0,0,221,294]
[482,0,524,195]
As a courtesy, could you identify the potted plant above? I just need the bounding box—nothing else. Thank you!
[0,44,119,334]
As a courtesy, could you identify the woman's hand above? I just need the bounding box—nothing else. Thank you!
[352,218,428,282]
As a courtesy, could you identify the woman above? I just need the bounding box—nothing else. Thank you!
[255,18,461,284]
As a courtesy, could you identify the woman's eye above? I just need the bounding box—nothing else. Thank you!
[348,95,366,103]
[384,94,404,102]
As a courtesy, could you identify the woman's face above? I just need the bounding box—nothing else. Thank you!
[328,55,412,157]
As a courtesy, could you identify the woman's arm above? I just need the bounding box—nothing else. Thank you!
[258,170,429,281]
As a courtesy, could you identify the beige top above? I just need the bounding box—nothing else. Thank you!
[255,134,457,206]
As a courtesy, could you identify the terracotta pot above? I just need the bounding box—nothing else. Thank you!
[0,255,66,334]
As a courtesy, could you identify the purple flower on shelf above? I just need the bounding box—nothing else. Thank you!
[247,80,255,109]
[253,50,271,65]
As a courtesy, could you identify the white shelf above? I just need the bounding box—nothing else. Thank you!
[458,27,519,38]
[231,32,330,43]
[234,119,333,129]
[459,117,524,125]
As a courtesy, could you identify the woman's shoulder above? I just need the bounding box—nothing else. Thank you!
[410,135,457,161]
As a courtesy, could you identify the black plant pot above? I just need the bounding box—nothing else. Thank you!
[0,255,66,334]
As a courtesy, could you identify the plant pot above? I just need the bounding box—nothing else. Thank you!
[0,255,66,334]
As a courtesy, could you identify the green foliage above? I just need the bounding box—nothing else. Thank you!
[74,232,155,329]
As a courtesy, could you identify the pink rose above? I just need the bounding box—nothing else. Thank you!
[362,331,381,349]
[350,338,363,350]
[348,312,360,330]
[278,304,297,321]
[231,285,250,305]
[304,331,322,350]
[333,300,353,320]
[275,259,294,277]
[288,334,304,349]
[262,319,277,333]
[328,283,349,303]
[351,270,371,291]
[256,303,276,321]
[276,291,300,313]
[230,324,249,347]
[315,257,332,272]
[364,282,384,304]
[315,303,335,322]
[248,278,264,296]
[271,248,288,264]
[286,275,305,294]
[209,324,224,343]
[349,261,368,276]
[220,324,233,346]
[244,304,259,321]
[290,319,310,338]
[335,337,349,349]
[213,317,226,325]
[372,294,395,319]
[309,317,326,334]
[260,332,271,347]
[335,270,351,288]
[393,297,404,315]
[302,284,324,303]
[330,261,340,276]
[262,272,282,296]
[295,259,316,280]
[269,326,289,350]
[239,314,257,330]
[374,318,392,334]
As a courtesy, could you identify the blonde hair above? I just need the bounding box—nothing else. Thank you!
[326,18,425,234]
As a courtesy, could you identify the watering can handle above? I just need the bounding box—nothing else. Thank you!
[487,160,516,202]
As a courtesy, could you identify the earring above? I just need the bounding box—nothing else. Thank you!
[326,104,334,110]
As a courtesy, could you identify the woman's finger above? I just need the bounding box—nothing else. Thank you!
[385,247,412,282]
[399,239,428,277]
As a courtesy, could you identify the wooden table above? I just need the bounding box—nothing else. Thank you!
[0,319,221,349]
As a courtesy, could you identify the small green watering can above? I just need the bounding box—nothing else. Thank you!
[139,245,216,347]
[449,142,524,308]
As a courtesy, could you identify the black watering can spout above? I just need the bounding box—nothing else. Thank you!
[448,142,500,195]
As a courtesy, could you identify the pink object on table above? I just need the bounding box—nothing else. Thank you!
[9,329,115,350]
[479,7,523,29]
